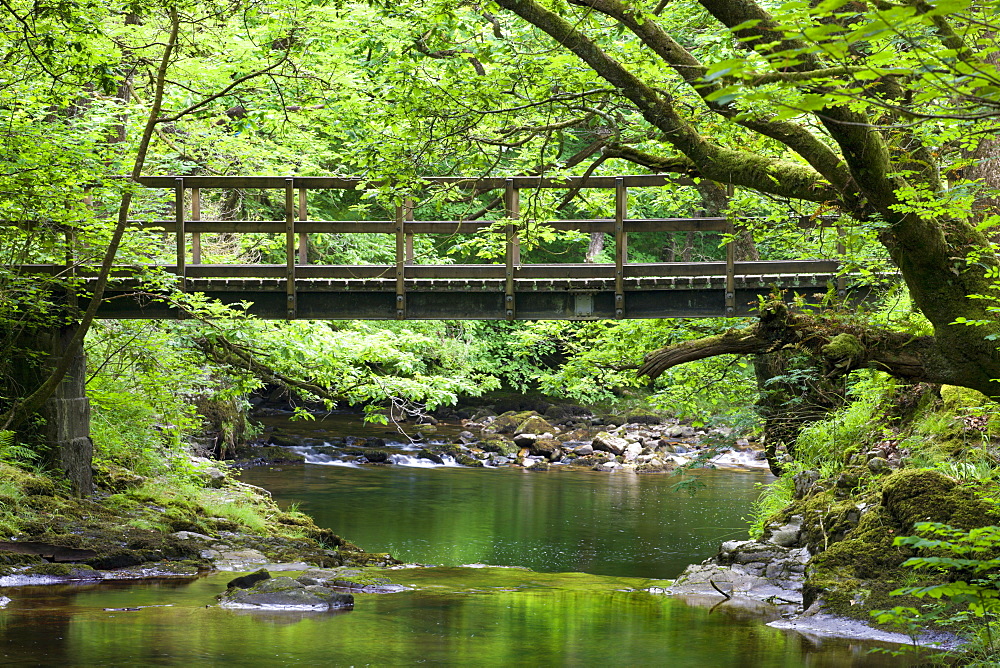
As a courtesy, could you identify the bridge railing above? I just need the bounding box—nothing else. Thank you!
[7,175,849,319]
[126,175,844,319]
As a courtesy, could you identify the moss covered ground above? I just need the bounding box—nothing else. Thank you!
[755,377,1000,646]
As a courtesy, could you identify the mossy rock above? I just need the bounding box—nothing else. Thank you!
[342,552,401,567]
[24,563,100,578]
[455,454,484,467]
[529,439,561,460]
[434,444,465,458]
[479,438,517,456]
[821,333,864,361]
[94,464,147,493]
[0,463,57,496]
[623,408,663,425]
[880,468,1000,530]
[490,411,540,434]
[0,551,44,566]
[801,469,1000,619]
[940,385,992,412]
[515,415,554,434]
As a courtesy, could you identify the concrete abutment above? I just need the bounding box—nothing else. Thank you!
[9,324,93,496]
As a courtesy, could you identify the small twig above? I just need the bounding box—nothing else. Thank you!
[709,579,732,599]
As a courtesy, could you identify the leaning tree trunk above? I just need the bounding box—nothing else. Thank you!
[753,352,845,476]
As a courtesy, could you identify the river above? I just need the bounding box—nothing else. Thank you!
[0,419,928,665]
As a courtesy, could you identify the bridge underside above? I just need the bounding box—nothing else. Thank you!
[91,275,869,320]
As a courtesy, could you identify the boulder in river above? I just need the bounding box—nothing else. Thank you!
[515,414,554,435]
[295,568,410,593]
[512,433,538,447]
[488,411,539,434]
[227,568,271,590]
[667,425,697,438]
[218,576,355,611]
[479,438,517,457]
[592,431,627,456]
[417,449,444,464]
[529,438,562,460]
[622,442,642,463]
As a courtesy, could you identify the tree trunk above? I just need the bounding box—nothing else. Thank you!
[585,232,604,262]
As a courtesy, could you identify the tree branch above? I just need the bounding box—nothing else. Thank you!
[494,0,840,203]
[568,0,855,193]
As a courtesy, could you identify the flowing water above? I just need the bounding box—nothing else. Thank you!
[0,416,931,665]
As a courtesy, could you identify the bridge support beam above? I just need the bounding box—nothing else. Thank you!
[10,324,93,497]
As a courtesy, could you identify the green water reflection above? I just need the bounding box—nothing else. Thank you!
[241,465,770,579]
[0,570,918,666]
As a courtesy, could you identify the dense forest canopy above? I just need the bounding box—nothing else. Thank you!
[3,0,1000,461]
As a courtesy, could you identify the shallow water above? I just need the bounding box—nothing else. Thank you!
[0,569,919,666]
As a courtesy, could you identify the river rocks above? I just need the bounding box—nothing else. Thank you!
[479,438,517,457]
[667,539,809,611]
[622,442,642,463]
[529,439,562,460]
[218,575,355,611]
[417,449,445,464]
[592,431,627,456]
[362,450,390,464]
[766,516,803,548]
[295,568,411,593]
[200,546,270,571]
[516,415,554,435]
[513,433,538,447]
[243,404,765,474]
[488,411,541,434]
[228,568,271,590]
[667,425,697,438]
[0,563,104,586]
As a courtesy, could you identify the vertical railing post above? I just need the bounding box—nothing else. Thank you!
[614,177,627,319]
[66,189,88,311]
[191,187,201,264]
[174,177,186,292]
[725,221,736,316]
[725,182,736,316]
[298,187,308,264]
[395,203,406,319]
[836,224,847,299]
[504,179,520,321]
[284,178,296,319]
[404,199,415,265]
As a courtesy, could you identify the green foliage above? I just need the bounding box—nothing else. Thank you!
[794,371,894,475]
[747,475,795,540]
[87,321,212,475]
[873,515,1000,661]
[0,430,39,466]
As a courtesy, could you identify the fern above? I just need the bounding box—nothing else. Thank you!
[0,431,39,464]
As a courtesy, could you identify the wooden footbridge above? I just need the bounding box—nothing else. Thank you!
[17,174,866,320]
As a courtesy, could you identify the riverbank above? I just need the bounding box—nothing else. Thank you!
[0,457,398,592]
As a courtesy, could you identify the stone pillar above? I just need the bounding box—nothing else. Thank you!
[10,325,93,496]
